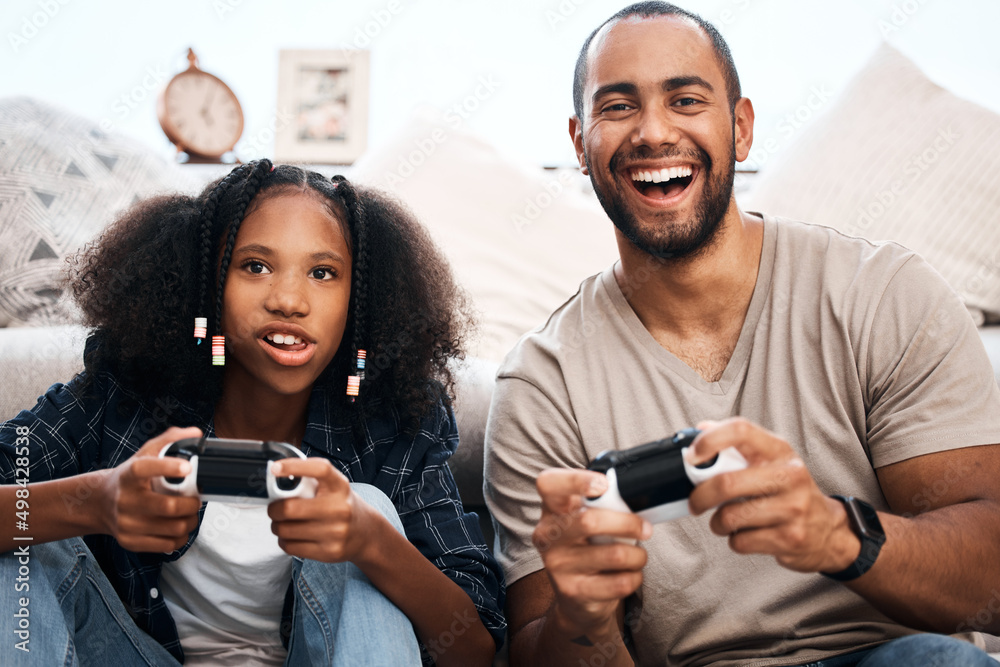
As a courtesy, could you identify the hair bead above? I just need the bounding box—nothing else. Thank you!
[211,335,226,366]
[193,316,208,341]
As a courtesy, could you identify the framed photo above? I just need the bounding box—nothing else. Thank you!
[274,49,370,164]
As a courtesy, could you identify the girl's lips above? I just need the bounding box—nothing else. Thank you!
[257,337,317,367]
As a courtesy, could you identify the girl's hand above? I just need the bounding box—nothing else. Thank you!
[99,426,204,553]
[267,458,382,564]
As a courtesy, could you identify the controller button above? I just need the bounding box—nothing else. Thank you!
[694,454,719,470]
[276,475,299,491]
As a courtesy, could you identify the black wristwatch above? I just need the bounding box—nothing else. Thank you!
[821,495,886,582]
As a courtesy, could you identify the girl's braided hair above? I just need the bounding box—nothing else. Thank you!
[71,160,470,424]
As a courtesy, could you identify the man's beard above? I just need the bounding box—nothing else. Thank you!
[586,142,736,260]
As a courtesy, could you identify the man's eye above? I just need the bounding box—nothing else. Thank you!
[675,98,699,107]
[602,103,631,113]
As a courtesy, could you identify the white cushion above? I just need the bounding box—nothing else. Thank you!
[351,109,619,364]
[744,44,1000,322]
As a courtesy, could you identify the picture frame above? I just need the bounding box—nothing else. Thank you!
[274,49,370,164]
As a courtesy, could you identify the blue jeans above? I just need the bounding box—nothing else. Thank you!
[0,483,421,666]
[791,634,1000,667]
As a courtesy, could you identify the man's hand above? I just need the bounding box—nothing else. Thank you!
[533,468,652,636]
[686,418,860,573]
[99,426,203,553]
[267,458,382,564]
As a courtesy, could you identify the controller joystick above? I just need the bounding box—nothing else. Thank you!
[152,437,318,504]
[583,428,747,542]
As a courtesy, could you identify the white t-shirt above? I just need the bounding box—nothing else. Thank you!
[160,502,293,666]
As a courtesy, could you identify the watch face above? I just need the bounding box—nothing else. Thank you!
[161,71,243,157]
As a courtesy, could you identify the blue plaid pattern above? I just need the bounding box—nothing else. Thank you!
[1,371,506,662]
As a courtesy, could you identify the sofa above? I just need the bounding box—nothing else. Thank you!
[3,41,1000,657]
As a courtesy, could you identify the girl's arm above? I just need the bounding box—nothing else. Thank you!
[269,458,497,667]
[2,427,203,553]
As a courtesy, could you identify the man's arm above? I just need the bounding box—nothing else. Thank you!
[506,469,649,667]
[688,419,1000,635]
[509,571,631,667]
[857,443,1000,633]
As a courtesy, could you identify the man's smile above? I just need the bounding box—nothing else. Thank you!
[626,163,697,203]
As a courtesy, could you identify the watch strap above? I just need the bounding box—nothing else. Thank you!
[821,495,886,582]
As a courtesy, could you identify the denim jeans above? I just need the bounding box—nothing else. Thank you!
[791,633,1000,667]
[0,483,421,666]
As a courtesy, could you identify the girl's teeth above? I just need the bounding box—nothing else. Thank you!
[268,334,303,345]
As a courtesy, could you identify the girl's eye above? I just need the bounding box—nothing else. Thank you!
[311,268,335,280]
[245,261,270,275]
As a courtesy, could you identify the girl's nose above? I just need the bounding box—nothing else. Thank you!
[264,275,309,318]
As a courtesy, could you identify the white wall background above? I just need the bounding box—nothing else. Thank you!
[2,0,996,170]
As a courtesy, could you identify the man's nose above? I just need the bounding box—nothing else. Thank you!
[632,105,681,149]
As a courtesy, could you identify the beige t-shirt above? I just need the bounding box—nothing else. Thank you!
[484,215,1000,667]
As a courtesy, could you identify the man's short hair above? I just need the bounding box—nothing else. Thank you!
[572,1,742,122]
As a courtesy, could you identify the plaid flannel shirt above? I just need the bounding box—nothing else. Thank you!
[0,370,506,663]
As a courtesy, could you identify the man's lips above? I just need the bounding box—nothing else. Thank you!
[623,163,699,205]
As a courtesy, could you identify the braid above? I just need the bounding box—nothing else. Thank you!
[196,164,252,330]
[331,175,370,412]
[332,176,369,362]
[214,159,273,332]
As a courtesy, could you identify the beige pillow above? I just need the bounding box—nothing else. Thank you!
[352,109,619,363]
[745,44,1000,323]
[0,97,197,327]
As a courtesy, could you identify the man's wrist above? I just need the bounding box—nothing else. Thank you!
[821,495,886,581]
[823,495,862,572]
[549,599,620,644]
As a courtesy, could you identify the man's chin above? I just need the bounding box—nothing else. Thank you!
[619,225,704,260]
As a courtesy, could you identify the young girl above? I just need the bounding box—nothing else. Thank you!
[0,160,505,666]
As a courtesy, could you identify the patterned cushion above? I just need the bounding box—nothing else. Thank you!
[0,97,197,327]
[745,44,1000,323]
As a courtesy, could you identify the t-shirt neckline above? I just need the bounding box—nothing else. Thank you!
[600,213,776,395]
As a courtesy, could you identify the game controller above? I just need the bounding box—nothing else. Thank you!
[152,437,318,504]
[583,428,747,542]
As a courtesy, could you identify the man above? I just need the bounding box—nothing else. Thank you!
[483,3,1000,666]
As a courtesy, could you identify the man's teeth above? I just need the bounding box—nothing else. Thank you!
[266,333,304,345]
[631,165,694,183]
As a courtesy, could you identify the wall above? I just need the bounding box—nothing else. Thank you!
[2,0,996,169]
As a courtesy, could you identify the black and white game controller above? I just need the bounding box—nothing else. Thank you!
[583,428,747,540]
[152,437,318,504]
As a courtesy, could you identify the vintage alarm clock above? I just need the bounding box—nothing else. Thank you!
[157,48,243,162]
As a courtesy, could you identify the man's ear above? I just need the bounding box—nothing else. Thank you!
[569,115,589,175]
[733,97,755,163]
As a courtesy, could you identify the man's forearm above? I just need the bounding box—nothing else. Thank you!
[511,604,633,667]
[847,500,1000,634]
[2,471,111,552]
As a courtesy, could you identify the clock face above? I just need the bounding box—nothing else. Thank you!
[159,71,243,158]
